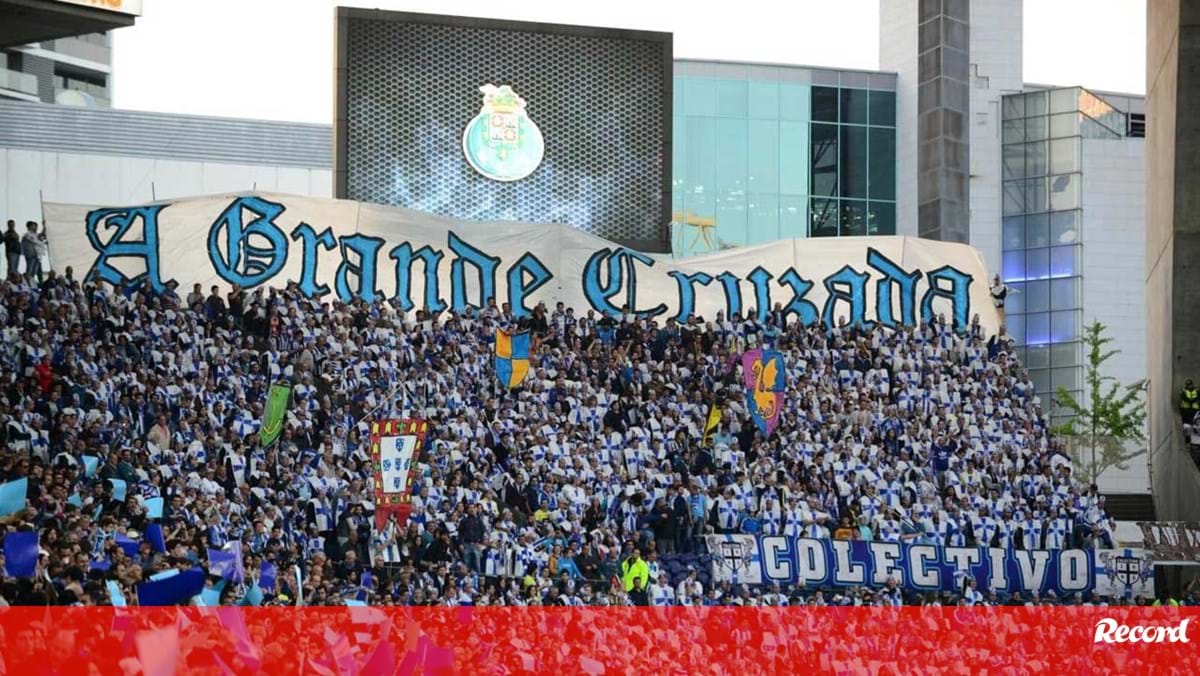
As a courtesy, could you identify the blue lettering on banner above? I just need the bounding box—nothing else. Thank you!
[867,248,922,330]
[506,252,553,318]
[76,196,983,332]
[776,268,820,327]
[334,234,385,303]
[389,243,446,313]
[822,265,872,331]
[667,271,714,323]
[207,196,289,288]
[921,265,974,330]
[290,223,337,298]
[84,205,170,293]
[714,535,1119,595]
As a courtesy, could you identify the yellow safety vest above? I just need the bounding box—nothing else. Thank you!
[1183,388,1199,410]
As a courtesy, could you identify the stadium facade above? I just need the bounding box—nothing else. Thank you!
[0,1,1149,493]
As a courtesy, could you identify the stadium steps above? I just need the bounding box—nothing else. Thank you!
[1103,493,1157,522]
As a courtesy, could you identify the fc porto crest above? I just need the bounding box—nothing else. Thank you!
[462,84,544,182]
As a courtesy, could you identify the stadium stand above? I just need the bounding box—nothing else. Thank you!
[0,252,1173,608]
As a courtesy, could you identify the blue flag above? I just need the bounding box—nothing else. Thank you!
[198,579,226,606]
[145,497,164,520]
[0,477,28,516]
[67,493,83,508]
[2,531,38,578]
[108,478,127,502]
[260,561,277,593]
[82,455,100,478]
[146,523,167,554]
[149,568,180,581]
[240,581,264,607]
[136,568,205,606]
[114,532,140,557]
[106,580,127,607]
[208,547,245,583]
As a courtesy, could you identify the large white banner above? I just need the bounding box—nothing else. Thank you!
[706,534,1156,598]
[43,192,998,334]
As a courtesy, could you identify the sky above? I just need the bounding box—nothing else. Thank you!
[111,0,1146,124]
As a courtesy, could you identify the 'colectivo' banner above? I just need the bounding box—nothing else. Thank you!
[44,192,999,334]
[707,535,1155,598]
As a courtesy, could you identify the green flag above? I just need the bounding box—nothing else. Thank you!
[260,384,291,447]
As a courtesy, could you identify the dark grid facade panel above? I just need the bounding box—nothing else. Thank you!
[343,18,669,246]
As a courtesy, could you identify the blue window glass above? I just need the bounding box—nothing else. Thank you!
[1001,251,1025,282]
[869,90,895,126]
[840,199,868,236]
[840,126,868,198]
[715,118,748,197]
[779,121,809,195]
[779,84,809,121]
[717,79,748,118]
[1025,213,1050,248]
[1050,310,1079,342]
[1025,344,1050,369]
[1025,280,1050,313]
[748,79,777,119]
[811,123,839,197]
[812,86,838,122]
[1007,314,1026,346]
[750,80,780,120]
[748,120,779,193]
[840,88,868,124]
[1026,312,1050,345]
[1050,209,1079,245]
[748,193,779,244]
[1002,216,1025,250]
[780,195,807,238]
[867,201,895,235]
[1005,281,1025,314]
[1025,247,1049,280]
[684,78,717,116]
[1049,245,1078,277]
[1050,278,1078,311]
[868,127,895,200]
[684,116,716,203]
[715,197,748,246]
[810,199,838,237]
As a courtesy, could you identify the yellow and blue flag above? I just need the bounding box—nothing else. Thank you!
[495,329,531,389]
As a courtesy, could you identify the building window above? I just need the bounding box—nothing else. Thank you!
[998,87,1127,408]
[671,69,896,254]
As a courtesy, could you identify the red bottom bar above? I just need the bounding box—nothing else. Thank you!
[0,607,1197,674]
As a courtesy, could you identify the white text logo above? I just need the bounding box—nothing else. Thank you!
[1093,618,1191,643]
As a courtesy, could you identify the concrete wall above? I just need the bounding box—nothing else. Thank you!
[878,0,919,238]
[1145,0,1200,521]
[1081,138,1149,494]
[967,0,1024,277]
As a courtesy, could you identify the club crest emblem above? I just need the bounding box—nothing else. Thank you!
[462,84,545,182]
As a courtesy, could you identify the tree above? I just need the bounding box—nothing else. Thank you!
[1052,320,1147,485]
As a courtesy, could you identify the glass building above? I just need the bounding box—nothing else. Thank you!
[671,61,898,256]
[999,86,1128,418]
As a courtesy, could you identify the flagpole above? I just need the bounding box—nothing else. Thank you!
[355,379,407,427]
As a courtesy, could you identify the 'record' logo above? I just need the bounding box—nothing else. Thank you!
[1094,618,1191,643]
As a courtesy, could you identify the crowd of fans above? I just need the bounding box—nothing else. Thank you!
[0,246,1174,609]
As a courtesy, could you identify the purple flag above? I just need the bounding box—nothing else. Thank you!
[742,349,785,437]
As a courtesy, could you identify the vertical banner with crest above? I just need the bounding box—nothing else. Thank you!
[742,349,785,438]
[371,419,428,529]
